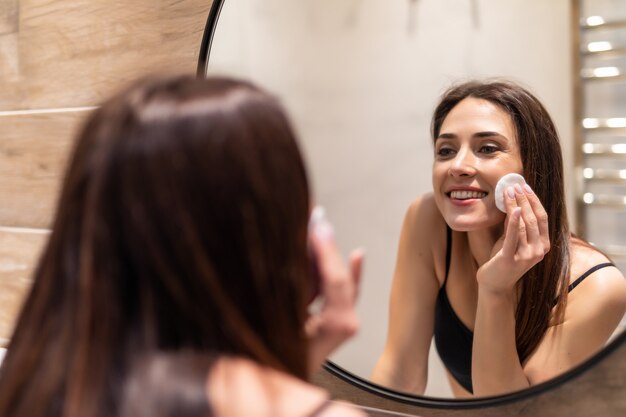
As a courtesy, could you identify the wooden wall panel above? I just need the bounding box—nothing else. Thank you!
[0,0,212,110]
[0,0,19,35]
[0,33,19,83]
[0,111,89,228]
[0,229,48,346]
[0,0,214,346]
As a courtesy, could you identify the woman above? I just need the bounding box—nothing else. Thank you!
[371,80,626,397]
[0,75,365,416]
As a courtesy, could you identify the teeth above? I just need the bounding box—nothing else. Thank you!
[450,190,487,200]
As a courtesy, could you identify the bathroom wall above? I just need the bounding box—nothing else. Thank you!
[0,0,213,346]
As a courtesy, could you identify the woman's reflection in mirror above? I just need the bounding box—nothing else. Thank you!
[0,75,365,417]
[371,80,626,397]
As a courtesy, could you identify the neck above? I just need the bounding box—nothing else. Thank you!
[466,223,504,267]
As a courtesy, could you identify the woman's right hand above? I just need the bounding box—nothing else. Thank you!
[305,207,364,373]
[477,183,550,295]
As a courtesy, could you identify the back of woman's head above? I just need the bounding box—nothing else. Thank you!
[0,75,311,417]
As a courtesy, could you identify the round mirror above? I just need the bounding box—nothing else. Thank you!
[199,0,626,401]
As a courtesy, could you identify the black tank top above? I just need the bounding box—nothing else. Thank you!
[433,226,615,393]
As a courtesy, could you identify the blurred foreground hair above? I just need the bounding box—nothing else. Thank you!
[0,74,312,417]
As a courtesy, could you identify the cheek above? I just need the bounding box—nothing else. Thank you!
[431,164,446,184]
[431,169,446,211]
[499,153,524,174]
[480,159,522,183]
[431,171,443,195]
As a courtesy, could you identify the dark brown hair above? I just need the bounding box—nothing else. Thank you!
[0,75,312,417]
[431,80,570,362]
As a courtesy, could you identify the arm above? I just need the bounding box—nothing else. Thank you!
[371,194,443,395]
[522,263,626,384]
[473,282,528,395]
[472,184,548,396]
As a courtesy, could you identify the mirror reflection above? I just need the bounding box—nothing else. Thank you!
[205,0,626,398]
[369,80,626,398]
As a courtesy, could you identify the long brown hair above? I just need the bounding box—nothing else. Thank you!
[431,80,570,362]
[0,75,312,417]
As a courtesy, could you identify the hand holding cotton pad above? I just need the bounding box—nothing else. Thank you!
[495,173,526,213]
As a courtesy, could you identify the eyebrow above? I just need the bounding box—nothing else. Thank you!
[436,131,506,141]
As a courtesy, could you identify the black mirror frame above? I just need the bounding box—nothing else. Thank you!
[322,329,626,409]
[197,0,226,77]
[197,0,626,410]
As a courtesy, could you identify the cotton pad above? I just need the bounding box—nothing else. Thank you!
[495,173,526,213]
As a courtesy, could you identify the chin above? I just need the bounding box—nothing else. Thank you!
[444,213,504,232]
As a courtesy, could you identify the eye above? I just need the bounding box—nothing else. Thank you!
[479,144,499,154]
[436,147,455,158]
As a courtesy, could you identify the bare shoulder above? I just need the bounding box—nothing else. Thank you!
[567,240,626,319]
[208,356,362,417]
[403,193,446,260]
[569,240,626,295]
[405,193,444,230]
[402,193,447,285]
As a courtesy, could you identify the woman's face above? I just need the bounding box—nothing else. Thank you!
[432,97,523,232]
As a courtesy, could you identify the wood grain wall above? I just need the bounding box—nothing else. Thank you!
[0,0,213,346]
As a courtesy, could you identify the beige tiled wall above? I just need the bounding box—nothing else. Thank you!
[0,0,213,346]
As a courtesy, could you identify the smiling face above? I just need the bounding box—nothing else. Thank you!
[432,97,524,231]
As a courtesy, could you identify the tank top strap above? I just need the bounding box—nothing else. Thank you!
[444,225,452,286]
[568,262,616,293]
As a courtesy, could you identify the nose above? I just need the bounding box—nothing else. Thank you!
[448,149,477,177]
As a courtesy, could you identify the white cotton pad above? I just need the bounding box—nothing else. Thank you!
[495,173,526,213]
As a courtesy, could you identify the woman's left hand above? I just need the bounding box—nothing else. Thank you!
[305,207,364,373]
[477,183,550,294]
